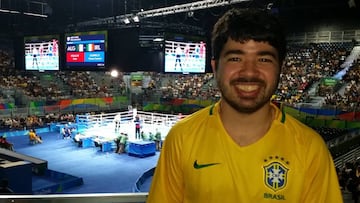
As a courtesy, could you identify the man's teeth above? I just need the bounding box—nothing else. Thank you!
[236,85,258,92]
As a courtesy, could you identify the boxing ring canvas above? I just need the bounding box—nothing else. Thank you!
[54,109,181,154]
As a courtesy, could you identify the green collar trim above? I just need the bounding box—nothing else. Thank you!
[209,104,215,115]
[281,108,286,123]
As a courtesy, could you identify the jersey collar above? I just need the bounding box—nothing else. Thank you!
[209,101,285,124]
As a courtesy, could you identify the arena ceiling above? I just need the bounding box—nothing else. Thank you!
[0,0,359,36]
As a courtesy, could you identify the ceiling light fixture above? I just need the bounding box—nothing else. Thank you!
[0,9,20,14]
[132,16,139,22]
[23,12,48,18]
[123,18,130,24]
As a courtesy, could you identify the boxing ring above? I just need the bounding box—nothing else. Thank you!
[56,109,181,155]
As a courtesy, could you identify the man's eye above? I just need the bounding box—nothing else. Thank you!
[259,58,273,63]
[228,57,241,62]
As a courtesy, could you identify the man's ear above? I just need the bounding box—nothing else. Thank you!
[211,59,217,74]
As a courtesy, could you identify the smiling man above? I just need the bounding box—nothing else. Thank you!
[147,8,343,203]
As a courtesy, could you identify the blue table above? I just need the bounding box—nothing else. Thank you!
[128,141,156,158]
[101,141,114,152]
[82,138,94,148]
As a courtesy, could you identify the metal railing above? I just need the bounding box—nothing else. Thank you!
[0,103,131,119]
[0,193,148,203]
[334,147,360,168]
[287,29,360,44]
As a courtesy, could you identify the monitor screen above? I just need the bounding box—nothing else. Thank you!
[164,34,206,74]
[24,35,60,71]
[65,30,107,69]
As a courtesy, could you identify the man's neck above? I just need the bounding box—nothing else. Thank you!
[219,101,275,146]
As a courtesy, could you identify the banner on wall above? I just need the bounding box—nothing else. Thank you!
[130,73,143,87]
[321,77,339,86]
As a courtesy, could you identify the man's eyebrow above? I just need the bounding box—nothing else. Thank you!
[257,50,278,59]
[222,49,245,56]
[222,50,278,59]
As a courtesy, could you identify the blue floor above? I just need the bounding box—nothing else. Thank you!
[6,131,159,194]
[4,130,354,202]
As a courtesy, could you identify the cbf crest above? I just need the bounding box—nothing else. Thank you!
[264,161,289,192]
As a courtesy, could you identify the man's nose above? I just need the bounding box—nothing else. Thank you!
[239,59,259,77]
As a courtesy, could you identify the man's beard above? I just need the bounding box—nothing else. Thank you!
[216,76,276,114]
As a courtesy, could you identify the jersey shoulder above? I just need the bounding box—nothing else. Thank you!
[282,112,325,146]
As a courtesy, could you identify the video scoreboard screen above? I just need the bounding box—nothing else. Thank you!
[164,33,206,74]
[65,31,107,68]
[24,35,60,71]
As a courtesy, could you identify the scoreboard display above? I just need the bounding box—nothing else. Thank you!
[24,35,60,71]
[164,33,206,74]
[65,31,107,68]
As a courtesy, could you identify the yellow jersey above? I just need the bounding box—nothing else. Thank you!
[29,131,37,140]
[147,102,343,203]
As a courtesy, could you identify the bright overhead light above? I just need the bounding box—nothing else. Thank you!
[123,18,130,24]
[153,38,164,42]
[110,70,119,77]
[132,16,139,22]
[0,9,10,13]
[0,9,20,14]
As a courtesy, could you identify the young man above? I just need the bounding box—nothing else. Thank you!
[0,136,14,151]
[29,129,42,144]
[114,113,121,132]
[134,115,141,139]
[147,8,343,203]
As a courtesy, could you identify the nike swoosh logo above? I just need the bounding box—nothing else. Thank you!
[193,160,220,169]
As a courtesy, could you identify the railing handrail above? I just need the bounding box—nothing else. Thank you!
[0,192,148,203]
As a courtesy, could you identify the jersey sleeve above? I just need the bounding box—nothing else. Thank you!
[147,128,184,203]
[301,135,343,203]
